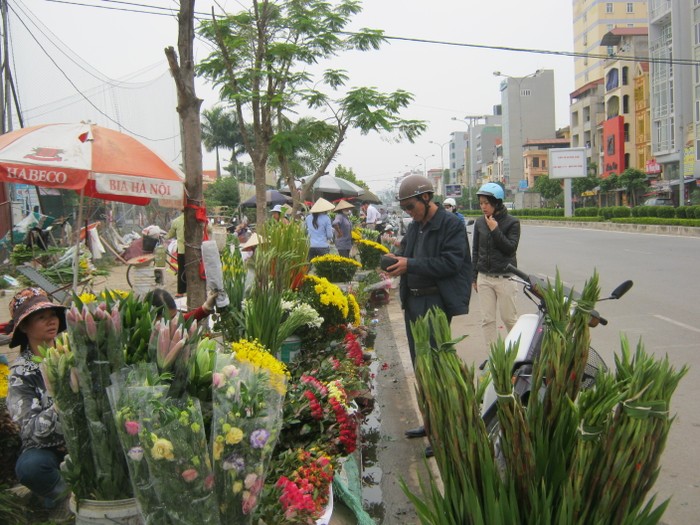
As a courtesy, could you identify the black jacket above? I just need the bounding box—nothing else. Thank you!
[399,207,472,316]
[472,209,520,278]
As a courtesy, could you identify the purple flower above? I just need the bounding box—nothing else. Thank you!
[249,429,270,449]
[222,453,245,472]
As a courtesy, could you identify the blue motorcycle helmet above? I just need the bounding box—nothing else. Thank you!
[476,182,505,202]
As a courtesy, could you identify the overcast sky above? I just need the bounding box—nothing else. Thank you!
[11,0,575,194]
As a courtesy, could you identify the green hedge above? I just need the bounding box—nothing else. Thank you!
[611,217,700,227]
[511,208,565,217]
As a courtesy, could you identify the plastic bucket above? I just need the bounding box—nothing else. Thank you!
[278,335,301,363]
[70,496,144,525]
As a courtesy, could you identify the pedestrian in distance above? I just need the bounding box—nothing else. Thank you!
[472,182,521,347]
[442,197,466,226]
[383,175,472,456]
[146,288,218,322]
[5,288,69,514]
[166,210,186,298]
[270,204,289,224]
[304,198,335,260]
[332,200,354,258]
[361,200,382,231]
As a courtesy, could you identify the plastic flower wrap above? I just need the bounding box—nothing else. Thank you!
[65,299,132,500]
[141,396,219,524]
[39,333,97,499]
[108,365,168,523]
[211,341,288,524]
[310,253,362,283]
[357,238,389,269]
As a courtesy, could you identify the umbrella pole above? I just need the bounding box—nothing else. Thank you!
[73,188,86,290]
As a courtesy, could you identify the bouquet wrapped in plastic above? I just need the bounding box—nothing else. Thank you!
[211,341,288,524]
[109,364,219,525]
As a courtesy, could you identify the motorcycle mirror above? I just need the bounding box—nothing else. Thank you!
[606,280,633,300]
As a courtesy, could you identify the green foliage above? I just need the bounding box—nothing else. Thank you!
[574,207,600,217]
[598,174,619,192]
[201,105,245,164]
[204,175,240,209]
[572,173,598,197]
[334,165,369,190]
[618,168,647,206]
[404,275,687,525]
[533,175,562,203]
[612,217,700,227]
[196,0,426,224]
[511,208,564,217]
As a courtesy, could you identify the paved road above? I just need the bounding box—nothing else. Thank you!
[449,224,700,525]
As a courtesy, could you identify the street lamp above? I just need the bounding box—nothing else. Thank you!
[414,154,434,177]
[429,140,449,185]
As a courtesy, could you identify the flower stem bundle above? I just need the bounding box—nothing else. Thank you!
[404,274,687,525]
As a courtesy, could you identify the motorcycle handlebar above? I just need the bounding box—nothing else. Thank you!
[506,264,529,282]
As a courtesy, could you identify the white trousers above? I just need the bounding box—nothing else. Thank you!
[477,273,518,348]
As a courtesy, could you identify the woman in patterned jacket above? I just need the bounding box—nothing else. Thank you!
[6,287,68,510]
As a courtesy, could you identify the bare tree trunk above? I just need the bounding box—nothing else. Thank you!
[165,0,205,310]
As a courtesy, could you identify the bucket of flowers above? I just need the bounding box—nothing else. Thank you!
[311,254,362,283]
[356,239,389,270]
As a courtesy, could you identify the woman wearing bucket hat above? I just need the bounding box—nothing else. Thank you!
[270,204,289,224]
[5,287,69,512]
[332,200,355,258]
[305,198,335,260]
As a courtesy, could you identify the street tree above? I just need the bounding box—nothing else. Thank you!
[618,167,647,207]
[204,175,240,209]
[197,0,426,225]
[334,165,368,191]
[533,175,562,206]
[201,106,246,178]
[598,174,620,207]
[165,0,205,308]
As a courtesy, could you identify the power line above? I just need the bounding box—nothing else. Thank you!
[33,0,700,66]
[8,1,178,140]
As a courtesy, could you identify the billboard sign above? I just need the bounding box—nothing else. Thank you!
[445,184,462,198]
[548,148,587,179]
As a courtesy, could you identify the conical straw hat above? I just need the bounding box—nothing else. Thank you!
[309,198,334,213]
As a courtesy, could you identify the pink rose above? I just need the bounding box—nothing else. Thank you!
[181,469,198,482]
[124,420,140,436]
[212,372,225,388]
[242,492,257,515]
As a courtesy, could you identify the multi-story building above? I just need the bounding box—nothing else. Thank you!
[600,27,649,177]
[573,0,649,90]
[570,79,605,172]
[497,69,556,191]
[449,131,469,186]
[648,0,695,185]
[634,62,653,174]
[691,0,700,178]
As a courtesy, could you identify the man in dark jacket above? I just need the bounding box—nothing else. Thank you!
[471,182,521,347]
[385,175,472,452]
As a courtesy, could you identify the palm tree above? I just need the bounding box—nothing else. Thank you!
[201,106,245,178]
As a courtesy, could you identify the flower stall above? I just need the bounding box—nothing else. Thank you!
[34,217,382,524]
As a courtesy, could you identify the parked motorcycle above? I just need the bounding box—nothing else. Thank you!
[480,264,634,432]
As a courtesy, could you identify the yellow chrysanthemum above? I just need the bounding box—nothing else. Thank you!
[0,363,10,398]
[151,438,175,461]
[305,275,349,319]
[310,254,362,267]
[358,239,390,253]
[231,339,289,395]
[212,439,224,461]
[78,292,97,304]
[101,289,130,300]
[351,229,362,241]
[347,293,361,326]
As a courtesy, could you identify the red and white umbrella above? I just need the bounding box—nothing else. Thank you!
[0,122,184,205]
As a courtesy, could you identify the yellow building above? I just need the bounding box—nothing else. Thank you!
[573,0,649,90]
[633,62,652,173]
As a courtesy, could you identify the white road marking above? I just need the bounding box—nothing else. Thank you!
[653,315,700,334]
